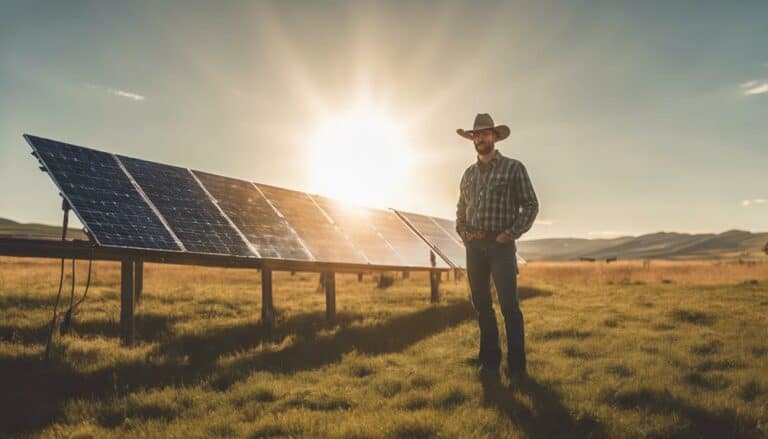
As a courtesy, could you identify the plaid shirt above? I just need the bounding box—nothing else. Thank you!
[456,150,539,241]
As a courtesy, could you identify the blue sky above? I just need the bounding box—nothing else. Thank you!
[1,0,766,239]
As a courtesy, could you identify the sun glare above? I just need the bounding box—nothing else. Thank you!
[308,106,413,208]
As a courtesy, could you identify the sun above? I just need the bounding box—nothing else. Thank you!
[308,105,413,208]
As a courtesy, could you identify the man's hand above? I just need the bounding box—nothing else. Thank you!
[495,232,514,244]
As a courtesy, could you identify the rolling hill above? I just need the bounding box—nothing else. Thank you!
[0,218,87,241]
[518,229,768,261]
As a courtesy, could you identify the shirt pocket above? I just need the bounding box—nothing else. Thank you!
[489,175,511,198]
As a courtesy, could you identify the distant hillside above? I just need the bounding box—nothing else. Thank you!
[519,230,768,261]
[0,218,87,240]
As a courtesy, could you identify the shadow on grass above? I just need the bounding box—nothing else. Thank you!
[480,372,607,438]
[600,388,761,438]
[0,286,554,435]
[1,312,176,344]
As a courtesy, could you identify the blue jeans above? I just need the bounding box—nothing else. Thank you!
[466,237,525,371]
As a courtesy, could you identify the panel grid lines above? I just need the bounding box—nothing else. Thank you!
[250,181,315,260]
[25,135,181,251]
[189,170,260,258]
[119,156,254,257]
[113,154,187,252]
[255,184,367,265]
[307,194,372,265]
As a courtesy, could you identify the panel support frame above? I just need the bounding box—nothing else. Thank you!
[324,271,336,322]
[261,268,274,335]
[120,259,135,346]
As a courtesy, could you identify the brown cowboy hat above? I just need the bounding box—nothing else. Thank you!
[456,113,510,142]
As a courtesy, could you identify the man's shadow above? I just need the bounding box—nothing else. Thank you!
[479,371,606,438]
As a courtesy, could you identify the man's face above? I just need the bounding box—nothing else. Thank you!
[472,129,496,155]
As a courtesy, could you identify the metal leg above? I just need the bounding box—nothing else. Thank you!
[120,259,135,346]
[325,271,336,322]
[262,268,274,334]
[134,259,144,304]
[430,270,440,304]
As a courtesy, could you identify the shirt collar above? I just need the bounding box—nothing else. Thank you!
[475,149,503,168]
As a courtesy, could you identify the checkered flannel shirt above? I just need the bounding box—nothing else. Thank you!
[456,150,539,242]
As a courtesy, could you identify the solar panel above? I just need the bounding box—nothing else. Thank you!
[24,135,181,251]
[432,217,464,247]
[396,211,467,268]
[255,184,367,264]
[364,208,448,268]
[118,156,254,257]
[310,195,403,266]
[193,171,313,261]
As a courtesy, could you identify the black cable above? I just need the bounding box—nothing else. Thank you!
[73,250,93,309]
[61,249,93,334]
[44,202,69,361]
[43,257,65,361]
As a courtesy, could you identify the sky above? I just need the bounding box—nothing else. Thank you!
[1,0,766,240]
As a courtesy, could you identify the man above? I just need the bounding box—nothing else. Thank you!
[455,113,539,379]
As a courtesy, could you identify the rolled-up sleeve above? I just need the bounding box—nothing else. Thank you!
[504,163,538,239]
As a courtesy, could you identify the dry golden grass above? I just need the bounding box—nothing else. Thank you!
[1,256,767,438]
[522,258,768,286]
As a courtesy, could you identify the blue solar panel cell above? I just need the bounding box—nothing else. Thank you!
[118,156,254,257]
[255,184,367,264]
[24,135,181,251]
[310,195,403,266]
[193,171,312,261]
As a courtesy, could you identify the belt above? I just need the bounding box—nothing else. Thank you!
[465,230,504,241]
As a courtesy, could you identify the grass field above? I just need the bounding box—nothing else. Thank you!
[1,256,768,438]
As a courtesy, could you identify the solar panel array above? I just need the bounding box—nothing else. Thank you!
[25,134,472,268]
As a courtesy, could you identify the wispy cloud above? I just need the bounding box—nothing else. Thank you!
[740,79,768,96]
[85,83,146,101]
[535,219,554,226]
[742,198,768,207]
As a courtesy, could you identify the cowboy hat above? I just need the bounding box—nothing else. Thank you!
[456,113,510,142]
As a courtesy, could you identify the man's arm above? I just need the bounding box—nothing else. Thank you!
[504,162,539,240]
[456,171,469,243]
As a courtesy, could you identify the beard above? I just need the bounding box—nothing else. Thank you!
[474,141,494,155]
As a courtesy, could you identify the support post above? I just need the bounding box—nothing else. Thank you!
[120,259,135,346]
[430,270,440,304]
[134,259,144,304]
[402,270,409,279]
[357,272,363,282]
[429,250,439,303]
[325,271,336,322]
[261,268,274,334]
